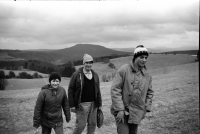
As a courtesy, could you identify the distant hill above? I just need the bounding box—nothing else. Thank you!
[55,44,130,62]
[159,50,198,55]
[0,44,130,65]
[112,46,199,53]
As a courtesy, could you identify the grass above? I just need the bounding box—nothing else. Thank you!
[5,78,70,90]
[78,54,196,80]
[0,55,199,134]
[0,53,25,61]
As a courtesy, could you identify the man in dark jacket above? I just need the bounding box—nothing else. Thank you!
[110,45,154,134]
[68,54,102,134]
[33,72,71,134]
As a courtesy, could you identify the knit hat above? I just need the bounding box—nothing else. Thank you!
[83,54,93,64]
[49,72,61,83]
[133,45,149,60]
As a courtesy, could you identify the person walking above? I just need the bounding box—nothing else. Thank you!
[110,45,154,134]
[33,72,71,134]
[68,54,102,134]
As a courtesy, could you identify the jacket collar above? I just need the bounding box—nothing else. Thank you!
[78,67,94,75]
[83,68,92,74]
[130,60,147,75]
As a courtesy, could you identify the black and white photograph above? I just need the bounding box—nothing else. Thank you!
[0,0,199,134]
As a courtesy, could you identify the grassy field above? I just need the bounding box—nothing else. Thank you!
[77,54,196,80]
[0,55,199,134]
[0,53,25,61]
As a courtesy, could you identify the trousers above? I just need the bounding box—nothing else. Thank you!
[73,102,97,134]
[115,115,138,134]
[42,124,63,134]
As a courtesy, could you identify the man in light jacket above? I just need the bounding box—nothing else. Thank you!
[68,54,102,134]
[110,45,154,134]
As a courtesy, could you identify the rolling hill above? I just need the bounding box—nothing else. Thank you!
[0,44,130,65]
[113,45,199,53]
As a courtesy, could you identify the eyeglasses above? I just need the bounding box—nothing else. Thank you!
[85,61,93,64]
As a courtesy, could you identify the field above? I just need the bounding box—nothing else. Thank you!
[0,53,25,61]
[0,55,199,134]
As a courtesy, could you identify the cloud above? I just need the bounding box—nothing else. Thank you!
[0,0,199,49]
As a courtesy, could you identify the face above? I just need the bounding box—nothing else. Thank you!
[134,55,148,68]
[50,79,60,88]
[84,61,93,72]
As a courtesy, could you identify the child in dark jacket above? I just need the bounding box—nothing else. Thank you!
[33,72,71,134]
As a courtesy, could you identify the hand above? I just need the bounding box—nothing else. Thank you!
[98,106,102,110]
[116,111,124,124]
[34,128,39,134]
[71,107,76,113]
[142,108,147,119]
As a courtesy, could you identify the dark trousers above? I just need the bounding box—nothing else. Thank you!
[42,124,63,134]
[115,115,138,134]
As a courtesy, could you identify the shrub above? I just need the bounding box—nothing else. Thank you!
[111,72,116,80]
[102,74,107,82]
[9,71,16,78]
[0,71,8,90]
[19,72,33,79]
[19,72,28,79]
[38,75,43,78]
[32,72,39,78]
[102,74,113,82]
[108,62,116,69]
[0,79,8,90]
[0,70,5,79]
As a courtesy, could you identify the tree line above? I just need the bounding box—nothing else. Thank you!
[0,54,130,78]
[0,60,76,78]
[73,54,130,66]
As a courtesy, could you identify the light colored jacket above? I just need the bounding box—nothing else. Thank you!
[110,61,154,124]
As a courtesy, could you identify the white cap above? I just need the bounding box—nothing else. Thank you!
[83,54,93,64]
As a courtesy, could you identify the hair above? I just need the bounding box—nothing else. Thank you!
[49,72,61,83]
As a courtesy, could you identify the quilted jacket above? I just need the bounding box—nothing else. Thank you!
[33,85,71,128]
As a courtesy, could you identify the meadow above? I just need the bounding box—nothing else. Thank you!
[0,54,199,134]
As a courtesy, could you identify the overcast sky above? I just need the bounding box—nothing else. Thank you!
[0,0,199,50]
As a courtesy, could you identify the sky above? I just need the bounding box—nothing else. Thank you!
[0,0,199,50]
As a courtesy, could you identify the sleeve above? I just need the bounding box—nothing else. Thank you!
[62,89,71,122]
[145,76,154,112]
[68,73,77,108]
[110,69,125,112]
[33,91,45,128]
[97,75,102,107]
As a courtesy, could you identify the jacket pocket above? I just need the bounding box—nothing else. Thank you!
[45,111,62,120]
[128,92,146,124]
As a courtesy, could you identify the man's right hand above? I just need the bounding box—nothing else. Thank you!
[71,107,76,113]
[116,111,124,124]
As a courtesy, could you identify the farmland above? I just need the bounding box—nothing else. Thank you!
[0,54,199,134]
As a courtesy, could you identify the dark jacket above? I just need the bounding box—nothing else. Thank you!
[33,85,71,128]
[68,67,102,109]
[111,61,154,124]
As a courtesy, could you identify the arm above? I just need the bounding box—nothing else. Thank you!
[145,76,154,112]
[33,91,45,128]
[68,73,77,108]
[97,75,102,108]
[110,69,125,113]
[62,89,71,122]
